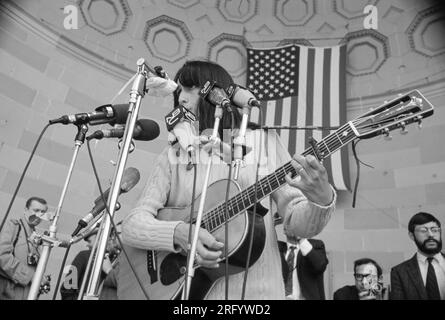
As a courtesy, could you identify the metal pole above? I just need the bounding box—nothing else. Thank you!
[182,104,223,300]
[28,124,88,299]
[83,59,147,299]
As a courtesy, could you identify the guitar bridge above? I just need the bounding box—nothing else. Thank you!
[146,250,158,284]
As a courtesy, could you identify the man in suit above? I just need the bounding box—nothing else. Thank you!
[278,237,328,300]
[334,258,386,300]
[390,212,445,300]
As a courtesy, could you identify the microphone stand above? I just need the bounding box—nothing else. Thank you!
[181,103,223,300]
[82,59,148,299]
[77,220,104,300]
[27,124,88,299]
[232,104,251,180]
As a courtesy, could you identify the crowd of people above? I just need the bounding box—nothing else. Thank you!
[0,60,443,300]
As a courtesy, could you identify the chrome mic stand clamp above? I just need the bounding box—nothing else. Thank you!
[27,124,88,299]
[83,59,148,300]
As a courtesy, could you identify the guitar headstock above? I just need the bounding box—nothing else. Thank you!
[352,90,434,140]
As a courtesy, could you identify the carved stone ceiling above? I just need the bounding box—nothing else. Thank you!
[5,0,445,99]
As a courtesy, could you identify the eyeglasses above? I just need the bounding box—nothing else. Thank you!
[415,227,441,235]
[354,273,375,281]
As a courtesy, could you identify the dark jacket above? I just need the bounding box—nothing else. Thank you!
[333,285,359,300]
[278,239,328,300]
[390,253,445,300]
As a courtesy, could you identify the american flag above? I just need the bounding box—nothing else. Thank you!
[246,44,350,191]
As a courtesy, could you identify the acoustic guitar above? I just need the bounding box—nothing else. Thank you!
[118,90,434,299]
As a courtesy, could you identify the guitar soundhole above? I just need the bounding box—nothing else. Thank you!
[160,253,187,285]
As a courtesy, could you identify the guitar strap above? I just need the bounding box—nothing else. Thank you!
[12,220,22,257]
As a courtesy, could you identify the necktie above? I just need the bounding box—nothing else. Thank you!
[425,257,441,300]
[285,246,296,296]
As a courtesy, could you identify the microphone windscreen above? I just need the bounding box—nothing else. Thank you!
[120,167,140,193]
[135,119,160,141]
[110,104,130,125]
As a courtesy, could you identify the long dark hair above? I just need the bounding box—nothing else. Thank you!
[173,60,242,138]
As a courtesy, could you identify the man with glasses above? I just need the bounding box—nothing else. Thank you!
[390,212,444,300]
[334,258,386,300]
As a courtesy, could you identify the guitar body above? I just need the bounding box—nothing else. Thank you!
[118,179,267,300]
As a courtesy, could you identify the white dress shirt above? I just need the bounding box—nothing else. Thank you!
[416,252,445,300]
[285,239,313,300]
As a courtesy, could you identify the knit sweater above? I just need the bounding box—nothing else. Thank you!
[121,129,336,299]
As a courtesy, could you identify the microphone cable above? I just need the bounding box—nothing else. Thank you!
[351,140,374,208]
[86,140,150,300]
[0,123,52,233]
[240,107,264,300]
[52,243,72,300]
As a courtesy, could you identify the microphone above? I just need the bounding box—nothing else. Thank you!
[199,81,232,109]
[86,119,160,141]
[71,167,140,236]
[226,84,261,108]
[49,104,129,126]
[165,106,198,163]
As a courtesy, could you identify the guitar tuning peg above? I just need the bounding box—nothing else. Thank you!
[416,115,423,129]
[400,122,408,135]
[383,128,392,140]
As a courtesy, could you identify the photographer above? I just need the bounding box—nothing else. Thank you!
[333,258,387,300]
[0,196,51,300]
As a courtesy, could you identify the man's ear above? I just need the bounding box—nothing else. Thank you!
[408,232,415,241]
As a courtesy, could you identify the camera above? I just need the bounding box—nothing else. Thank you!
[27,253,39,266]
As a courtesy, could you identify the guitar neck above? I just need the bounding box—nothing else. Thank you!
[201,122,357,232]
